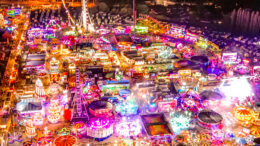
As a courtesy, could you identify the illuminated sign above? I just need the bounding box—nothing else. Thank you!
[222,53,238,64]
[158,101,176,112]
[5,9,21,17]
[44,29,55,39]
[135,26,148,34]
[113,26,131,34]
[106,80,129,84]
[51,74,59,82]
[178,69,192,76]
[27,28,43,39]
[64,31,77,36]
[28,28,55,40]
[62,36,75,46]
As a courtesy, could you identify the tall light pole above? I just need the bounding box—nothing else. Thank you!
[133,0,136,28]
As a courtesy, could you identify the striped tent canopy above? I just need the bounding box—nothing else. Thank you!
[54,135,76,146]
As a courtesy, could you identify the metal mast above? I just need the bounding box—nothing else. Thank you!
[133,0,136,28]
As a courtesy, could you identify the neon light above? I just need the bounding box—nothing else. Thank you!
[113,26,131,34]
[87,118,113,139]
[5,9,21,17]
[196,41,208,49]
[89,119,111,129]
[64,31,77,36]
[44,29,55,39]
[62,36,75,46]
[27,28,44,39]
[158,101,176,112]
[222,53,238,64]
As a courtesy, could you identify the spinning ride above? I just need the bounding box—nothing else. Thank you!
[54,135,77,146]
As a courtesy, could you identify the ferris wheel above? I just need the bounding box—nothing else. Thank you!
[81,0,94,31]
[61,0,75,24]
[61,0,94,32]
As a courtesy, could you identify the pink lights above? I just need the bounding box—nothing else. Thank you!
[86,118,114,139]
[185,32,198,42]
[88,118,111,130]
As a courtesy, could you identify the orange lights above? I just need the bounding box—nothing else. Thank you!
[234,106,254,122]
[50,74,59,82]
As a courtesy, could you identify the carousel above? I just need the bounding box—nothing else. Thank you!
[250,126,260,137]
[234,106,254,122]
[37,137,52,146]
[86,118,114,141]
[54,135,77,146]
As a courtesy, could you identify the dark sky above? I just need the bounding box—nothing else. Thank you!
[101,0,260,12]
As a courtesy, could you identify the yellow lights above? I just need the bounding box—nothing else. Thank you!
[50,58,59,70]
[61,49,70,55]
[78,29,83,34]
[69,63,76,69]
[192,72,201,78]
[169,73,179,79]
[178,69,191,76]
[51,57,56,62]
[88,24,95,32]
